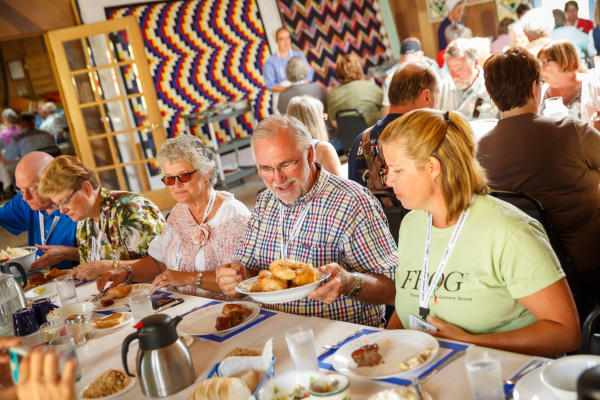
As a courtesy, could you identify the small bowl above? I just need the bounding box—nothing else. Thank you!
[541,355,600,400]
[52,301,94,322]
[309,374,350,399]
[4,246,37,272]
[258,370,322,400]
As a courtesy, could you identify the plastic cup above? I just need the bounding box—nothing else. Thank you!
[285,325,319,371]
[465,348,504,400]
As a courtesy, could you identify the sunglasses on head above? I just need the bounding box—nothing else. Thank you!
[161,170,197,186]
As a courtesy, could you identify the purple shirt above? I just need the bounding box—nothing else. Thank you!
[0,126,19,147]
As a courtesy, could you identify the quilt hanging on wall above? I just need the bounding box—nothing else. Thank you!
[106,0,270,142]
[277,0,392,88]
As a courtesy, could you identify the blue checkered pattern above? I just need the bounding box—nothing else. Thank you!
[233,168,397,326]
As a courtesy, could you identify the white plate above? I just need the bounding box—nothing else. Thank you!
[91,284,154,312]
[368,387,432,400]
[513,365,559,400]
[258,370,323,400]
[79,375,136,399]
[25,282,59,304]
[235,272,331,304]
[331,330,439,380]
[92,312,133,333]
[177,301,260,336]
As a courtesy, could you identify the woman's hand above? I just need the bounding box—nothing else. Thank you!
[152,270,195,289]
[0,337,21,390]
[426,314,471,342]
[96,268,129,292]
[16,347,76,400]
[307,263,351,304]
[215,262,247,296]
[72,260,112,281]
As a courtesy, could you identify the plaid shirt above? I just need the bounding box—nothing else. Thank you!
[233,167,397,326]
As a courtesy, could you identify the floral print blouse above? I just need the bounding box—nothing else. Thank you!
[76,187,166,263]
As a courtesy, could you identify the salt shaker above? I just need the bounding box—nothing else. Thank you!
[65,314,93,345]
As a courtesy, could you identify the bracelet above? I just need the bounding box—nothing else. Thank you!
[195,272,204,289]
[119,264,133,283]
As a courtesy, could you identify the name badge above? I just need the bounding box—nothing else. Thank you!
[408,313,438,333]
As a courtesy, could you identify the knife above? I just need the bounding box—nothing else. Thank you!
[420,349,466,384]
[90,287,109,303]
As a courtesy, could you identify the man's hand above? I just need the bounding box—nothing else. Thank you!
[307,263,351,304]
[30,245,66,270]
[215,262,247,296]
[72,260,112,281]
[0,337,21,390]
[17,347,76,400]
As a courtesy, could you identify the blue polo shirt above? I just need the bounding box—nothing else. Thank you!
[0,194,78,269]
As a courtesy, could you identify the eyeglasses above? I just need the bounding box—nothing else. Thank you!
[257,157,301,178]
[15,185,38,198]
[161,170,198,186]
[55,189,78,208]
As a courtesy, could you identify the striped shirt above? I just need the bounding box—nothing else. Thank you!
[232,167,397,326]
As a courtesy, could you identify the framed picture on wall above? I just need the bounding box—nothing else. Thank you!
[427,0,493,23]
[7,59,25,80]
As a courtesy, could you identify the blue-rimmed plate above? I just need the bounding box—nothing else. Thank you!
[235,272,331,304]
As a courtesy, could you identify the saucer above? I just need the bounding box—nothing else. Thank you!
[513,365,559,400]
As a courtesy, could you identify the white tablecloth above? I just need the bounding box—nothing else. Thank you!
[72,282,538,400]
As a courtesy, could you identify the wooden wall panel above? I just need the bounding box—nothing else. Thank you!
[0,0,77,41]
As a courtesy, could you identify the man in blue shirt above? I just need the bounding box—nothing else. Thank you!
[0,151,77,269]
[262,27,314,93]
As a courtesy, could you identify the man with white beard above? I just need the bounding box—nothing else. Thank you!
[438,38,499,120]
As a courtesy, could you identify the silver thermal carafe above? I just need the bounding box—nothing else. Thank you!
[0,261,27,336]
[121,313,195,397]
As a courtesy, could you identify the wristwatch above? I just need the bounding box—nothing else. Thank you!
[114,261,133,284]
[345,273,361,297]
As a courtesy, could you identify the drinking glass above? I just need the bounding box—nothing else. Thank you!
[465,347,504,400]
[285,325,319,371]
[48,335,82,381]
[55,275,77,306]
[129,293,153,322]
[40,319,67,343]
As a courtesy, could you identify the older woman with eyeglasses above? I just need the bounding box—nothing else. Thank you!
[37,155,166,279]
[95,135,250,298]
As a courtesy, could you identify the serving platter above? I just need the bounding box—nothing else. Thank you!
[235,273,330,304]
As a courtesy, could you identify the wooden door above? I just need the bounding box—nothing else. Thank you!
[45,16,173,209]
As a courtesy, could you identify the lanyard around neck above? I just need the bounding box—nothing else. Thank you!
[278,202,311,260]
[418,198,473,319]
[38,212,59,246]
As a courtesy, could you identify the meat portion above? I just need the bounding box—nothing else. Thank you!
[351,344,383,367]
[215,304,252,331]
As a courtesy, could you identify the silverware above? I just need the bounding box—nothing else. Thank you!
[90,287,109,303]
[504,359,545,386]
[411,350,466,400]
[411,378,424,400]
[322,329,363,351]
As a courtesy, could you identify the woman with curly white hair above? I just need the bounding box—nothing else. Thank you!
[96,135,250,299]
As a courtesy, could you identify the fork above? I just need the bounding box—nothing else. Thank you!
[503,359,545,386]
[321,329,363,351]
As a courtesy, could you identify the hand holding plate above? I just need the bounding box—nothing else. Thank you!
[216,262,247,296]
[307,263,349,304]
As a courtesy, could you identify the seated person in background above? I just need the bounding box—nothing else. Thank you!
[327,53,383,127]
[0,108,19,147]
[437,23,473,68]
[490,17,514,54]
[479,47,600,310]
[565,0,593,33]
[537,41,586,119]
[349,61,440,195]
[437,0,464,51]
[262,27,314,94]
[551,9,589,64]
[0,152,77,269]
[37,155,165,280]
[96,135,250,299]
[39,102,68,143]
[521,7,555,57]
[216,116,397,327]
[0,113,55,164]
[438,38,499,120]
[286,96,342,176]
[587,1,600,62]
[508,3,531,48]
[277,56,328,115]
[383,109,580,356]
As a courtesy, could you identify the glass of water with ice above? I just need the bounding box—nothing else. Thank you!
[465,347,504,400]
[55,275,78,306]
[285,325,319,371]
[129,293,153,323]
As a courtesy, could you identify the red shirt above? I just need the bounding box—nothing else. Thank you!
[576,18,594,33]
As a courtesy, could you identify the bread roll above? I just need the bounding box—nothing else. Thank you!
[190,377,252,400]
[105,285,133,299]
[232,370,262,392]
[92,312,124,329]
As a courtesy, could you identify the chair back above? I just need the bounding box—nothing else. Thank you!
[37,145,62,157]
[336,109,368,155]
[373,190,409,244]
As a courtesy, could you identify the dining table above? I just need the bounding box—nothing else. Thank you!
[71,281,547,400]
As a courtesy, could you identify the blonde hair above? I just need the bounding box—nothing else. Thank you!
[537,41,586,73]
[380,109,488,222]
[335,54,364,84]
[285,96,328,142]
[38,155,98,197]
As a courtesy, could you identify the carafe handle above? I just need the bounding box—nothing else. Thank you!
[0,262,27,289]
[121,331,139,377]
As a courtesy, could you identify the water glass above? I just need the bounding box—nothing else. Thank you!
[40,320,67,343]
[285,325,319,371]
[55,275,77,306]
[48,336,82,381]
[465,348,504,400]
[129,293,153,322]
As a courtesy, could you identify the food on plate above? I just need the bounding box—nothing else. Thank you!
[25,268,71,289]
[396,347,436,371]
[223,347,261,359]
[92,312,124,329]
[100,298,115,307]
[270,385,309,400]
[351,343,383,367]
[82,369,129,398]
[232,370,262,393]
[215,304,253,331]
[190,377,251,400]
[0,246,33,260]
[105,285,133,300]
[47,267,70,280]
[250,259,320,292]
[368,387,423,400]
